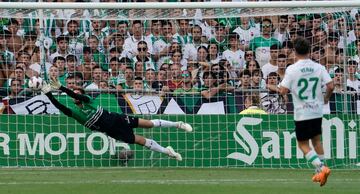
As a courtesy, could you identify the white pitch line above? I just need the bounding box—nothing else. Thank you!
[0,169,157,175]
[0,168,359,176]
[0,179,300,185]
[0,179,359,185]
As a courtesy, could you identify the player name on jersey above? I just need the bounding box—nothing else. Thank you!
[300,67,314,73]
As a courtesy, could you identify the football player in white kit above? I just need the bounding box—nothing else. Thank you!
[279,37,334,187]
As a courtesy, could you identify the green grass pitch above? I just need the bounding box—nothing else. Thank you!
[0,168,359,194]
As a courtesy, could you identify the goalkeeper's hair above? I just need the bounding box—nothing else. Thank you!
[74,88,86,95]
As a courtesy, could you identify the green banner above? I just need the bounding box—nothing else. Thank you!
[6,93,360,115]
[0,114,359,168]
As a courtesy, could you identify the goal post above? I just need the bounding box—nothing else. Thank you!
[1,1,360,9]
[0,1,359,168]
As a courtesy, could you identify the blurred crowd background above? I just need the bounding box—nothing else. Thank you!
[0,0,359,114]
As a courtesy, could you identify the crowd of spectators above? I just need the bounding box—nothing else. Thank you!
[1,0,360,114]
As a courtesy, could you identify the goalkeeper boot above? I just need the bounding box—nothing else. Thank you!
[166,146,182,161]
[318,166,331,187]
[177,121,193,132]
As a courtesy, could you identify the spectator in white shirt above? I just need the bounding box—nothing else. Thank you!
[183,25,207,61]
[123,20,153,59]
[173,19,192,45]
[147,20,162,42]
[262,44,279,79]
[85,66,102,90]
[233,17,260,51]
[346,60,360,92]
[49,35,70,64]
[153,20,175,62]
[222,32,245,73]
[132,41,156,71]
[208,43,221,65]
[273,15,289,44]
[244,50,255,63]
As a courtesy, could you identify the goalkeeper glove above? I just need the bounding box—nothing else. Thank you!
[41,83,52,94]
[49,76,61,90]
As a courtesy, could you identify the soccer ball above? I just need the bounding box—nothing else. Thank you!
[118,148,134,165]
[28,76,43,91]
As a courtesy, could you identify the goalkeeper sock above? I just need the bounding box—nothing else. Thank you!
[305,150,323,172]
[144,138,168,154]
[151,119,178,128]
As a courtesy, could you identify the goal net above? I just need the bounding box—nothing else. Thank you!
[0,1,359,168]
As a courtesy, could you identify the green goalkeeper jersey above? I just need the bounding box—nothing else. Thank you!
[46,86,105,130]
[68,96,104,129]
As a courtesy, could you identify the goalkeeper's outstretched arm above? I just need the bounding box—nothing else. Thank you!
[44,91,73,117]
[59,86,91,103]
[50,76,90,103]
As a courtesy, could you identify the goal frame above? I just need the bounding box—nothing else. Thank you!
[0,1,359,9]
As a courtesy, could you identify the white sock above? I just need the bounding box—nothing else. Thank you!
[305,150,323,172]
[144,138,168,154]
[318,154,325,164]
[151,119,178,128]
[317,154,326,172]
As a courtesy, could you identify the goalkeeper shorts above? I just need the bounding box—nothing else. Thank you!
[97,112,139,144]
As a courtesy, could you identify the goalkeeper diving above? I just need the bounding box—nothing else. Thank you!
[41,77,193,161]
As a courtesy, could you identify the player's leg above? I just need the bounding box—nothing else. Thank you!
[309,118,331,186]
[110,114,184,161]
[295,119,326,185]
[138,118,193,132]
[311,134,331,187]
[298,139,326,182]
[134,134,182,161]
[298,139,322,171]
[311,135,325,164]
